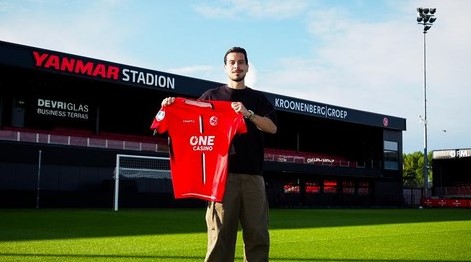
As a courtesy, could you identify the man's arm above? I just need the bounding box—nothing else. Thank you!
[247,113,277,134]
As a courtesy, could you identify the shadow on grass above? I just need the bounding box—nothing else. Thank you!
[0,208,470,242]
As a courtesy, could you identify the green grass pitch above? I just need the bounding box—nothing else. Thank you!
[0,208,470,261]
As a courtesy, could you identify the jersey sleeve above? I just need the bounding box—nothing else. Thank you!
[150,107,168,134]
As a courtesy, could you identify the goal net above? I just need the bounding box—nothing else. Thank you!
[114,154,170,211]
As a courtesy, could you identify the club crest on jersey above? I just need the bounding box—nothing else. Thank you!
[156,111,165,121]
[209,116,218,126]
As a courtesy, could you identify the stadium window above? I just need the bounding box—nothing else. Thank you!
[305,182,320,193]
[358,181,370,195]
[384,141,399,170]
[324,180,337,194]
[342,180,355,194]
[384,141,398,151]
[283,181,300,194]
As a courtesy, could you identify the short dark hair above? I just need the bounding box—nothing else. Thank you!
[224,47,248,65]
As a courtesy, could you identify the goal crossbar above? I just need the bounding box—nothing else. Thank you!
[114,154,170,211]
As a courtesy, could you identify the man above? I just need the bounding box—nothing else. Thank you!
[161,47,277,262]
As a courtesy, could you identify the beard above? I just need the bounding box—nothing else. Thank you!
[230,74,245,82]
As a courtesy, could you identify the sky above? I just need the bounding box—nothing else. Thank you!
[0,0,469,154]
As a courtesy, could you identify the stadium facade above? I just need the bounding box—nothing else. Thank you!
[422,148,471,208]
[0,40,407,208]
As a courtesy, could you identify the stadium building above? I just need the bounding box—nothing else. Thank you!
[0,40,407,208]
[422,148,471,208]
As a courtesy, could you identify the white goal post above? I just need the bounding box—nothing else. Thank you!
[114,154,170,211]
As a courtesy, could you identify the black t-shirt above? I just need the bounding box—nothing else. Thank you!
[199,85,277,175]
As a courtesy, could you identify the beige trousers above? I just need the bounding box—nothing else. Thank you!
[204,173,270,262]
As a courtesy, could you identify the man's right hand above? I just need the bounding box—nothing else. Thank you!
[161,97,176,107]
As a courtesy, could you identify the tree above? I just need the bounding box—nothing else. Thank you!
[402,151,432,188]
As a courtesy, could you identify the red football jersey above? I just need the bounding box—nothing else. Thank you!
[150,97,247,201]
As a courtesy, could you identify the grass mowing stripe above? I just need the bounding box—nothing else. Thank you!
[0,208,470,261]
[270,220,471,261]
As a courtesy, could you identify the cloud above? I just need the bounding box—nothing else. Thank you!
[167,65,221,82]
[2,0,470,153]
[245,62,257,88]
[255,1,471,152]
[194,0,309,19]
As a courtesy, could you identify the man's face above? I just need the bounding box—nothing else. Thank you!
[224,52,248,82]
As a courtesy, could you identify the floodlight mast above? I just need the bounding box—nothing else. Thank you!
[416,7,437,198]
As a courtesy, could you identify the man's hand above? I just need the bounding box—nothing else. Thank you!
[231,102,250,118]
[161,97,176,107]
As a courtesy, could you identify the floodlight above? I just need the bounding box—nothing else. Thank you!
[415,7,437,198]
